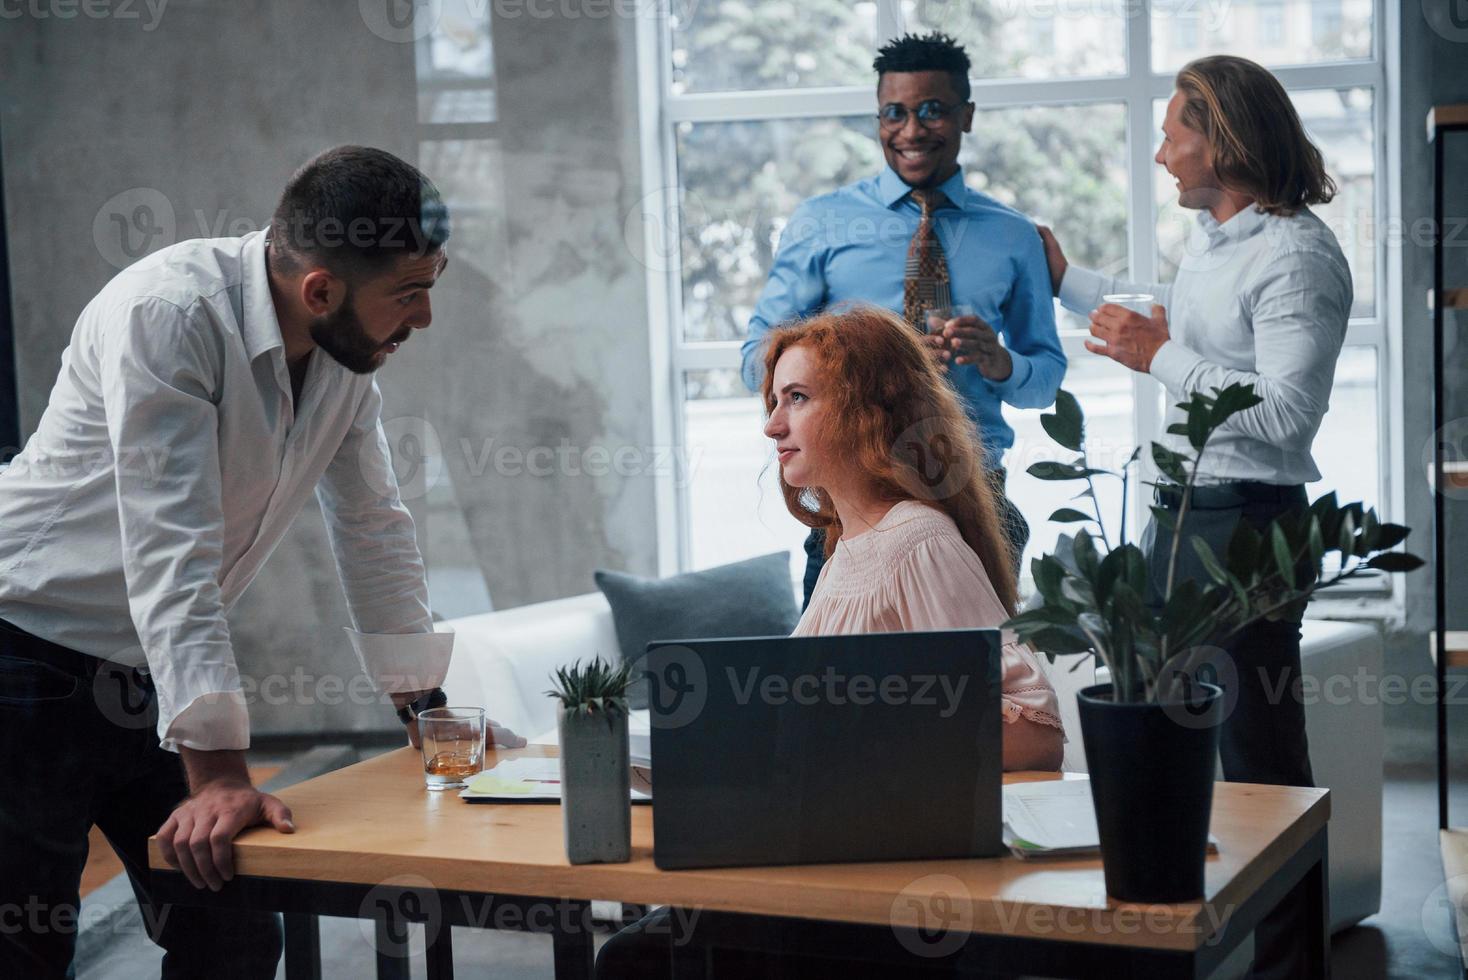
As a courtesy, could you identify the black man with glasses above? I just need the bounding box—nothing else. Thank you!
[740,32,1066,607]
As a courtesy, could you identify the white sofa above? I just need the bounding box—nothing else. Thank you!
[440,592,621,740]
[440,596,1382,934]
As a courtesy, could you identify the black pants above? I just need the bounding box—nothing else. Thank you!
[596,905,966,980]
[801,470,1029,611]
[1143,483,1314,980]
[0,618,282,979]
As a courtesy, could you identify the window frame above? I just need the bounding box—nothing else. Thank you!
[413,17,498,140]
[635,0,1395,610]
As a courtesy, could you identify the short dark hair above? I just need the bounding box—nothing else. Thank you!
[873,32,972,102]
[268,145,450,282]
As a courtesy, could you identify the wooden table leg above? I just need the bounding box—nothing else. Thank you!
[552,899,594,980]
[283,912,321,980]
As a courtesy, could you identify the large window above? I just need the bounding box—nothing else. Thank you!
[641,0,1388,591]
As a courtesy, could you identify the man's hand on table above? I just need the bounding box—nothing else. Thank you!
[389,689,528,751]
[488,722,528,748]
[159,748,294,892]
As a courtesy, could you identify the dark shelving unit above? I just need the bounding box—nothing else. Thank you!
[1430,102,1468,970]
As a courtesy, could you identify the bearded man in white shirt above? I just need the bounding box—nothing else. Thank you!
[1039,56,1350,980]
[0,145,521,979]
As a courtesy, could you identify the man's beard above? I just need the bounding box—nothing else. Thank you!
[309,293,406,375]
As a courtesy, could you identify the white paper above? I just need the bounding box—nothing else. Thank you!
[531,709,651,767]
[1002,780,1100,851]
[460,755,651,802]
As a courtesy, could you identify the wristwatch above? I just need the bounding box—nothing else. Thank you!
[396,687,448,725]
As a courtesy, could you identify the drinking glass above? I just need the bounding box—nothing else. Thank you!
[418,707,486,790]
[923,303,975,336]
[1102,293,1156,318]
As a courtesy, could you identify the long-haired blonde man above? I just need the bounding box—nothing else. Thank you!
[1040,55,1351,980]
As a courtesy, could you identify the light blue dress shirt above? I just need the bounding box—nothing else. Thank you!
[741,166,1066,467]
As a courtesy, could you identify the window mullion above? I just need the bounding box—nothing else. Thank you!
[1128,0,1162,537]
[639,1,685,576]
[875,0,904,45]
[667,77,1141,124]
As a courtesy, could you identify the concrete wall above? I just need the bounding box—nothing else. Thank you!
[0,1,655,738]
[2,0,1456,745]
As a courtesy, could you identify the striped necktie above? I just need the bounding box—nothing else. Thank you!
[903,187,953,330]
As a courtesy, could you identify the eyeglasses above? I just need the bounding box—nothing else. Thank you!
[877,100,966,130]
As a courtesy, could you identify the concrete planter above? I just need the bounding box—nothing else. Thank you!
[557,705,631,865]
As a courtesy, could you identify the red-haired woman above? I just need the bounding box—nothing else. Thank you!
[763,305,1063,771]
[595,307,1064,980]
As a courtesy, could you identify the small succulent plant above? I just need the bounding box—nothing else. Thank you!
[546,657,634,725]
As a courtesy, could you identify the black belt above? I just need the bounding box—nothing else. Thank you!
[1154,481,1306,511]
[0,616,151,689]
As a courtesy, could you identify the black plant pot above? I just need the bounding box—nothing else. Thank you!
[1077,681,1224,903]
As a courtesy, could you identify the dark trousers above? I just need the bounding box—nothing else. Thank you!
[596,905,965,980]
[1143,483,1315,980]
[801,470,1029,611]
[0,618,282,980]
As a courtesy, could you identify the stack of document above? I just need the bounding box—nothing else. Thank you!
[1002,779,1105,858]
[460,755,652,803]
[1002,778,1219,860]
[464,709,654,804]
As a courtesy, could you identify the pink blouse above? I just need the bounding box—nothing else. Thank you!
[793,500,1065,734]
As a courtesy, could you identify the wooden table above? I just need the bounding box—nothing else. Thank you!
[148,746,1330,979]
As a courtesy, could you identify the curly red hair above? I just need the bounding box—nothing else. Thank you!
[760,305,1018,613]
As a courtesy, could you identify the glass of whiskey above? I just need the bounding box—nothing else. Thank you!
[418,707,486,790]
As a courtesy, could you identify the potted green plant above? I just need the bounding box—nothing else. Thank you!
[1005,383,1422,902]
[546,657,635,865]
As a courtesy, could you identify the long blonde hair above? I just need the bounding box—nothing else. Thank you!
[760,305,1018,613]
[1175,55,1336,217]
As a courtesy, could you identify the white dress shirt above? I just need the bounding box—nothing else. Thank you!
[0,230,451,751]
[1058,204,1353,485]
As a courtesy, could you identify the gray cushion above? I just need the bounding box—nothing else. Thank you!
[594,552,799,709]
